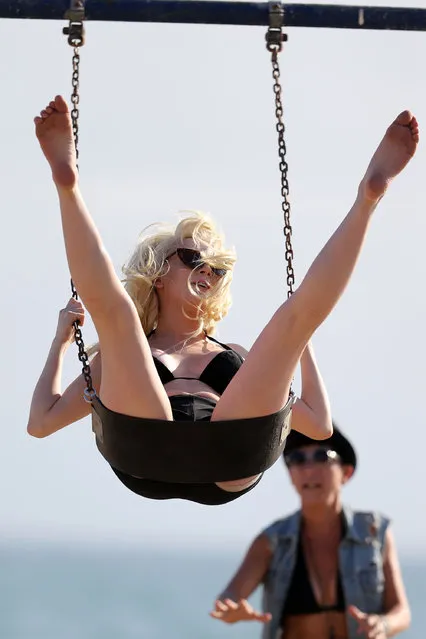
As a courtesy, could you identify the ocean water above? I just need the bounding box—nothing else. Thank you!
[0,543,423,639]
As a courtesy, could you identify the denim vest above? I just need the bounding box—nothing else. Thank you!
[260,505,389,639]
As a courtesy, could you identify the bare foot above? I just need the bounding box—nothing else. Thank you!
[361,110,419,202]
[34,95,78,190]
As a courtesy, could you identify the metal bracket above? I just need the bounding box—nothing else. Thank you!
[84,387,97,404]
[64,0,85,22]
[266,2,287,51]
[63,0,85,47]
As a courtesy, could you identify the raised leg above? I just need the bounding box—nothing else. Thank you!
[213,111,419,423]
[35,96,172,420]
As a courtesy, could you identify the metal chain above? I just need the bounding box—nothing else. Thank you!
[266,5,295,299]
[270,49,295,298]
[64,12,94,398]
[70,47,81,169]
[266,6,295,395]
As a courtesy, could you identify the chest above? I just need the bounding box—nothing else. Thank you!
[303,537,340,581]
[151,345,225,378]
[267,532,386,601]
[150,339,244,396]
[153,349,224,379]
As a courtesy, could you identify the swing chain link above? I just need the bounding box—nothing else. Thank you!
[71,278,94,398]
[266,3,294,299]
[64,2,94,399]
[70,46,81,167]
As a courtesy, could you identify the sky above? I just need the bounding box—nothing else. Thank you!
[1,0,426,558]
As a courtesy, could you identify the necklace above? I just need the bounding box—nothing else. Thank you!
[149,331,207,355]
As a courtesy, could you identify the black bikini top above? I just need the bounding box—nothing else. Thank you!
[150,334,244,396]
[281,521,346,618]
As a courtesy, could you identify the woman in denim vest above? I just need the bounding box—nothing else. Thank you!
[211,427,410,638]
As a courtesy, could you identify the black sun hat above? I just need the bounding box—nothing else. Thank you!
[283,421,357,471]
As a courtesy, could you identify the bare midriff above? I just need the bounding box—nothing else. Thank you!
[281,611,348,639]
[165,379,220,402]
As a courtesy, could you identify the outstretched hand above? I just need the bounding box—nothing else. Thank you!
[348,605,388,638]
[210,598,272,624]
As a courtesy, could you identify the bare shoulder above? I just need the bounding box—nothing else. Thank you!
[234,533,273,577]
[249,532,274,557]
[227,343,249,358]
[383,525,399,562]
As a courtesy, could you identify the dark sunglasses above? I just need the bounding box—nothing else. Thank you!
[284,448,341,468]
[168,248,227,278]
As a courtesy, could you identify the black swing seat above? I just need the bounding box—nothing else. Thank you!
[90,393,295,484]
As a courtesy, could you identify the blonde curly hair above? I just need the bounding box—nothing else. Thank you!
[122,211,236,337]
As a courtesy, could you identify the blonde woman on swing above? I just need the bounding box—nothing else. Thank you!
[28,95,419,505]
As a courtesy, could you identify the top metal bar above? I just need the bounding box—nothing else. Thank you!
[7,1,426,31]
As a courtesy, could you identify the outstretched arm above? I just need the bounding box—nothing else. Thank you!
[210,534,273,624]
[27,298,101,438]
[291,341,333,440]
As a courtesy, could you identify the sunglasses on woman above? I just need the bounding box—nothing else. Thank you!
[284,448,341,467]
[167,248,227,278]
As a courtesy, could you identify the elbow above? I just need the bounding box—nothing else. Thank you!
[309,414,333,440]
[27,419,50,438]
[402,606,412,631]
[292,401,333,440]
[317,420,333,440]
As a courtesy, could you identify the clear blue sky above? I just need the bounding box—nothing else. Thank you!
[2,0,426,557]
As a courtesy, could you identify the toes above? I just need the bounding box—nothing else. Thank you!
[34,95,68,123]
[409,116,420,141]
[394,110,420,141]
[40,106,56,118]
[395,110,414,126]
[54,95,69,113]
[410,117,419,132]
